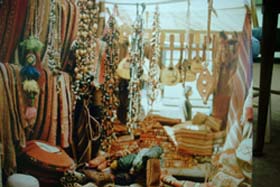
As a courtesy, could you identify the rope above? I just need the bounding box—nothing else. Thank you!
[104,0,186,6]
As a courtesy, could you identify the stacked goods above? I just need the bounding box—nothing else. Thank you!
[138,116,198,169]
[173,123,214,156]
[172,112,225,156]
[138,116,177,150]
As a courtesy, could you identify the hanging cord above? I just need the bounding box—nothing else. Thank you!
[183,0,191,88]
[105,0,187,6]
[205,0,213,67]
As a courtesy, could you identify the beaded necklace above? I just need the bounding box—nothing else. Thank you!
[101,13,120,151]
[127,3,146,134]
[47,0,62,74]
[147,5,160,113]
[72,0,99,100]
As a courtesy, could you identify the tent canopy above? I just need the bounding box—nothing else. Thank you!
[105,0,248,32]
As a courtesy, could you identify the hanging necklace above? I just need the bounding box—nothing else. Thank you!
[47,0,62,75]
[72,0,99,100]
[127,3,146,135]
[101,9,121,151]
[147,5,160,113]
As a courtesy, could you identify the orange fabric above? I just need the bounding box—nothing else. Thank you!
[40,69,54,141]
[22,140,74,170]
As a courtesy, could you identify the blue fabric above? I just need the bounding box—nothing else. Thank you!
[252,36,260,59]
[252,27,262,41]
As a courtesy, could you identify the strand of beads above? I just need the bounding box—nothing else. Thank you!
[47,0,62,74]
[72,0,99,100]
[147,5,160,112]
[127,4,146,135]
[101,15,120,151]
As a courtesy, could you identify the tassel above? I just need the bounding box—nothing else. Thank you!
[20,36,44,52]
[23,79,40,94]
[20,66,40,80]
[25,106,37,124]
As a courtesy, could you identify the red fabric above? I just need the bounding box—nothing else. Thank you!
[0,0,28,63]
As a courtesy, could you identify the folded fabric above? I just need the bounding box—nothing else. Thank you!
[192,112,208,125]
[205,116,222,132]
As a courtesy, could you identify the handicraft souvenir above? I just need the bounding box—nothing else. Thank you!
[127,3,146,134]
[147,5,161,112]
[196,0,215,104]
[19,13,43,125]
[101,9,121,151]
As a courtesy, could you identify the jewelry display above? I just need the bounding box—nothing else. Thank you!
[147,5,160,113]
[127,3,146,134]
[72,0,99,100]
[101,12,121,151]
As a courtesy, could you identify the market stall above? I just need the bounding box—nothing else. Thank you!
[0,0,253,186]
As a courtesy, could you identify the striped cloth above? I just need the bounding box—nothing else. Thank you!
[224,11,253,150]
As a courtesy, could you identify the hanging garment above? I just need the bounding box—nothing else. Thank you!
[62,0,79,72]
[0,64,17,176]
[0,0,28,63]
[0,63,28,176]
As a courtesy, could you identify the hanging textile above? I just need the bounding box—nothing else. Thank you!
[225,11,253,145]
[212,32,240,128]
[0,0,28,63]
[0,63,28,176]
[72,100,101,163]
[0,63,74,177]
